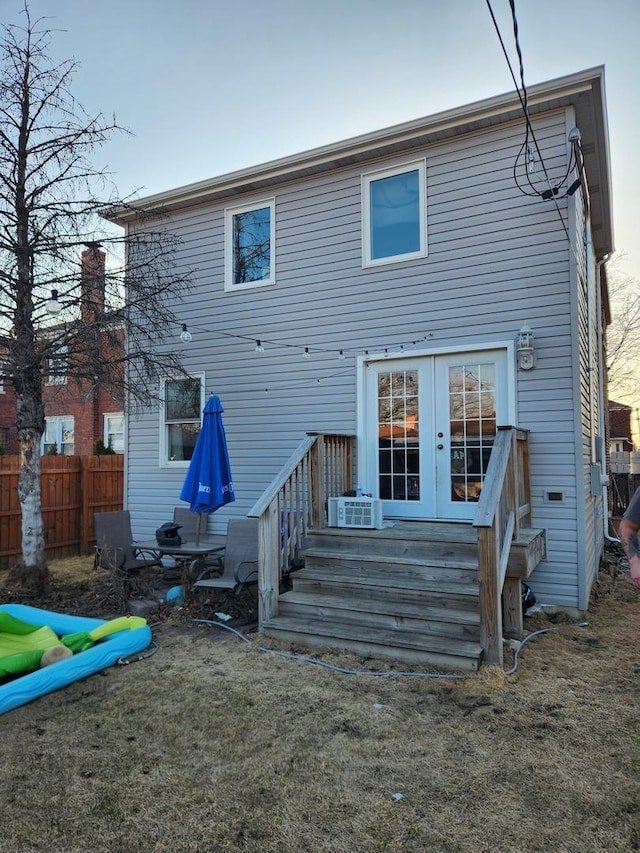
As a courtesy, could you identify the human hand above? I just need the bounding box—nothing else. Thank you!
[629,555,640,590]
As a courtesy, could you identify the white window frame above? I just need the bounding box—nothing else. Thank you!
[46,344,68,385]
[224,198,276,292]
[103,412,125,453]
[42,416,74,455]
[159,373,205,468]
[362,159,427,268]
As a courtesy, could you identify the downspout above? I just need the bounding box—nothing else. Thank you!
[596,257,619,543]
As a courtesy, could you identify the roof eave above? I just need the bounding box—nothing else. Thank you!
[104,66,613,256]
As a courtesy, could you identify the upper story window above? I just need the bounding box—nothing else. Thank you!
[104,412,125,453]
[362,160,427,267]
[160,374,204,466]
[46,344,68,385]
[224,199,275,291]
[43,416,74,455]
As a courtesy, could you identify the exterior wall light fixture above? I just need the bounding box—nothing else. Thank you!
[46,289,62,316]
[516,324,535,370]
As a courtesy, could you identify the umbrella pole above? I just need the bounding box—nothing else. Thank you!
[196,513,202,545]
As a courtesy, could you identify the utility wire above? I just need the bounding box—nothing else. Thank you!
[485,0,573,244]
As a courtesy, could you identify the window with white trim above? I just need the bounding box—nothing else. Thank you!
[43,416,74,455]
[224,199,275,290]
[160,374,204,466]
[104,412,125,453]
[362,160,427,266]
[46,344,68,385]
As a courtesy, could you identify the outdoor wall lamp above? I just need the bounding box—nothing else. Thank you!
[516,324,535,370]
[45,289,62,316]
[179,323,192,343]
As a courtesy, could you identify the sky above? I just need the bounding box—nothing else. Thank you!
[2,0,639,401]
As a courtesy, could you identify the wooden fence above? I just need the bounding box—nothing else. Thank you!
[609,472,640,518]
[0,455,123,568]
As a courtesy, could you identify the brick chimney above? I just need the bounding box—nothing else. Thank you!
[80,243,106,325]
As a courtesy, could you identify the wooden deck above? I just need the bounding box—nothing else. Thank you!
[264,522,475,671]
[262,520,545,671]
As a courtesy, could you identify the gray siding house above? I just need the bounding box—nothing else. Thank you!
[108,67,613,667]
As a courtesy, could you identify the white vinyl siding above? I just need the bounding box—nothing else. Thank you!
[123,108,601,609]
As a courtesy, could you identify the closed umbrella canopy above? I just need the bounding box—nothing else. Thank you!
[180,395,235,524]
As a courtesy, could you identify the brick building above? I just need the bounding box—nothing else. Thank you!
[0,247,124,456]
[609,400,635,454]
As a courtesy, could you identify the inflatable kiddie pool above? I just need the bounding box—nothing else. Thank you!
[0,604,152,716]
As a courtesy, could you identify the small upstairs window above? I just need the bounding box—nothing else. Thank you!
[225,199,275,291]
[362,160,427,266]
[46,344,68,385]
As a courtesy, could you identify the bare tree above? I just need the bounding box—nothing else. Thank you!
[606,257,640,402]
[0,11,190,590]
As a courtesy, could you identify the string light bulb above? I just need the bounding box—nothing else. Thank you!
[255,340,265,354]
[338,350,345,360]
[180,323,192,343]
[303,347,311,359]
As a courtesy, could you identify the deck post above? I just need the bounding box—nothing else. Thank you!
[502,577,523,637]
[478,523,504,666]
[258,503,280,625]
[310,434,326,530]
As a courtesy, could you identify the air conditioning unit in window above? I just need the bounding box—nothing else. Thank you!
[327,497,384,530]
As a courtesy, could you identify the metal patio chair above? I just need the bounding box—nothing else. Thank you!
[192,518,259,610]
[94,510,163,574]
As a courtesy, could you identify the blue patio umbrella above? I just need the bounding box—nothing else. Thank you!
[179,395,235,541]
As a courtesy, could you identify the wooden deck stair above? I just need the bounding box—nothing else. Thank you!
[262,521,486,672]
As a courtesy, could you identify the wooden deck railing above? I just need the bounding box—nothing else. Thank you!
[248,433,355,626]
[473,426,531,666]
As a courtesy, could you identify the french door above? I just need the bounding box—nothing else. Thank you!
[363,350,511,520]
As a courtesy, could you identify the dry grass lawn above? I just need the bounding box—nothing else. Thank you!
[0,556,638,852]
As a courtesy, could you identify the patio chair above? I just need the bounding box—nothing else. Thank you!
[192,518,259,607]
[94,510,163,574]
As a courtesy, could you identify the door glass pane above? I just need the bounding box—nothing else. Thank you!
[448,362,496,502]
[378,370,419,501]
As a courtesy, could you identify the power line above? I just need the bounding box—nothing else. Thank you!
[484,0,574,244]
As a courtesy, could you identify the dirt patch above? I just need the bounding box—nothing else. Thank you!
[0,556,258,628]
